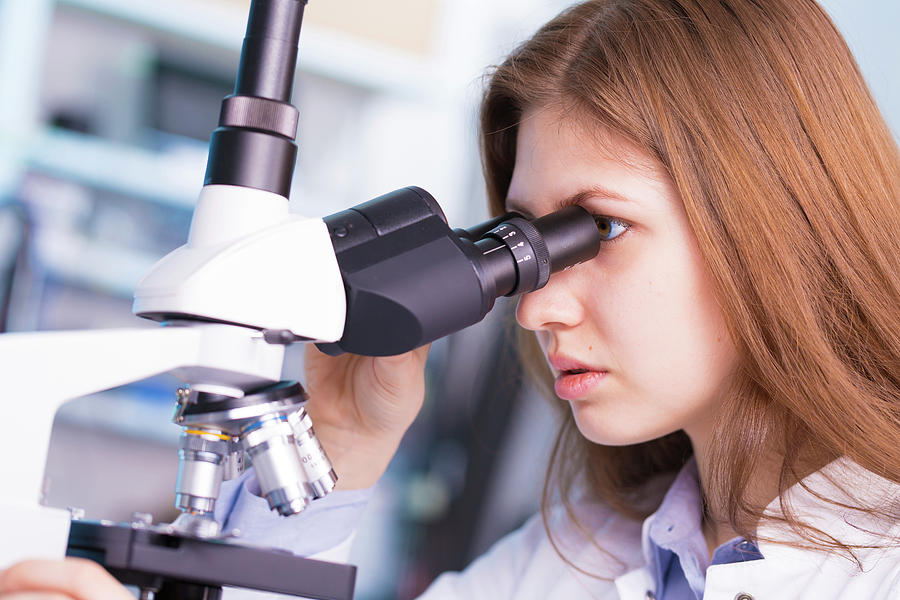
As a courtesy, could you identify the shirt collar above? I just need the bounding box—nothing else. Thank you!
[641,457,710,595]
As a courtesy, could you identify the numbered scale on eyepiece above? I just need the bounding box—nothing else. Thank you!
[473,207,601,297]
[171,380,337,531]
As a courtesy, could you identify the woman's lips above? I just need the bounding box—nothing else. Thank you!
[548,354,608,400]
[554,370,607,400]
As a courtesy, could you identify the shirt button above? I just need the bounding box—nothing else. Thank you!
[734,594,754,600]
[645,592,656,600]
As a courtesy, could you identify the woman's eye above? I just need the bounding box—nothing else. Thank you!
[594,215,629,241]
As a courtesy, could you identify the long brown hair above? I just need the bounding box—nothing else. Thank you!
[480,0,900,567]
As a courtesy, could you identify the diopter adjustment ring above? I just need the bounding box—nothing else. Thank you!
[219,95,299,139]
[487,217,551,295]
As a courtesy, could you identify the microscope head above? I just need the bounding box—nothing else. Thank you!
[131,185,347,346]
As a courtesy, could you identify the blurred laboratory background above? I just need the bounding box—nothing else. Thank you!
[0,1,896,598]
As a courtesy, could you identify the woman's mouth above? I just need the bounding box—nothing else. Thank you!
[554,369,606,400]
[548,355,608,400]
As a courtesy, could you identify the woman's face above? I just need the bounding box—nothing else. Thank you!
[509,107,739,448]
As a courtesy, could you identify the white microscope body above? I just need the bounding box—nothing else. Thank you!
[0,182,346,569]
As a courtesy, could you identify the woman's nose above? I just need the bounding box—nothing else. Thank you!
[515,273,585,332]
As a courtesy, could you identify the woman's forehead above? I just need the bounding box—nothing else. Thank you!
[507,107,673,210]
[516,107,664,174]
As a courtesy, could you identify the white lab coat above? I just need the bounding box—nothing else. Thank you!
[419,458,900,600]
[228,458,900,600]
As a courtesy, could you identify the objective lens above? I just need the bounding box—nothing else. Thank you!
[240,415,311,516]
[288,407,338,498]
[174,381,338,519]
[174,428,232,515]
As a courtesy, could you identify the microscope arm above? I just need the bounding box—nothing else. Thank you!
[0,323,283,568]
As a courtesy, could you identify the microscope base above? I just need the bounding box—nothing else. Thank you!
[66,520,356,599]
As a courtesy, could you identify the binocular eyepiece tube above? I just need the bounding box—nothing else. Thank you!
[317,187,603,357]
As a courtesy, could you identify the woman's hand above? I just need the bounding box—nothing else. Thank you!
[302,344,430,490]
[0,558,132,599]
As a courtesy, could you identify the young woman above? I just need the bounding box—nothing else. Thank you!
[2,0,898,598]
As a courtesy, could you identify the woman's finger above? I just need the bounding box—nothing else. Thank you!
[0,559,132,600]
[0,592,73,600]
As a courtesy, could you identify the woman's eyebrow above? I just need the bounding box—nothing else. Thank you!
[506,185,634,215]
[554,186,635,211]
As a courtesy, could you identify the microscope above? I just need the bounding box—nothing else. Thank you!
[0,1,602,598]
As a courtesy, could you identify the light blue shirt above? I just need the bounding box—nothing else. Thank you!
[214,471,372,556]
[645,458,763,600]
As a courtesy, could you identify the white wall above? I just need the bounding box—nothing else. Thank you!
[819,0,900,138]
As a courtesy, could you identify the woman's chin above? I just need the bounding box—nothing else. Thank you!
[570,403,672,447]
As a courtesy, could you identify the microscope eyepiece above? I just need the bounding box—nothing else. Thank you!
[471,206,601,298]
[203,0,308,198]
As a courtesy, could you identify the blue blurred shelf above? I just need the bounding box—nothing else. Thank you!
[26,128,203,208]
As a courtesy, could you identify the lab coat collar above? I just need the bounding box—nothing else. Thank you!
[756,457,900,572]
